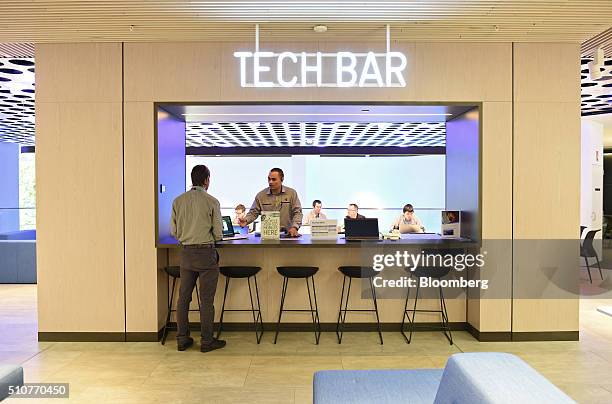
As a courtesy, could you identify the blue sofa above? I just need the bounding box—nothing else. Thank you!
[313,352,575,404]
[0,240,36,283]
[0,364,24,401]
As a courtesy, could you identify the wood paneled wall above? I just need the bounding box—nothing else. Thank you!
[35,41,580,337]
[36,43,125,332]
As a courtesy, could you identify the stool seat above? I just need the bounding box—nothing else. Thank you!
[164,266,181,278]
[411,266,451,279]
[275,266,321,344]
[160,265,200,345]
[220,266,261,278]
[217,266,263,343]
[338,266,376,278]
[277,266,318,278]
[402,267,453,345]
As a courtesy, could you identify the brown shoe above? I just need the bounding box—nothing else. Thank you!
[201,338,226,353]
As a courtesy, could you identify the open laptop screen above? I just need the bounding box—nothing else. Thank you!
[221,216,235,237]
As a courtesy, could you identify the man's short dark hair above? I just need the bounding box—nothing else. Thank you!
[312,199,322,207]
[235,204,246,212]
[270,167,284,181]
[349,203,358,210]
[191,165,210,186]
[403,204,414,213]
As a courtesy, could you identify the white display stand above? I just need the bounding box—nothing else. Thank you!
[261,211,280,240]
[310,219,338,240]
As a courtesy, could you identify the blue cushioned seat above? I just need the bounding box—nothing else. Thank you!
[434,352,575,404]
[313,352,575,404]
[0,364,24,401]
[314,369,443,404]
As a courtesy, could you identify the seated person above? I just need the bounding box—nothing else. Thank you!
[391,204,424,233]
[339,203,366,232]
[346,203,366,220]
[233,204,255,232]
[233,204,246,225]
[303,199,327,225]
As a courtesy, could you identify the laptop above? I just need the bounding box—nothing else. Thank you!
[344,218,380,241]
[221,216,248,241]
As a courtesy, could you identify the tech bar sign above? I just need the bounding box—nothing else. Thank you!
[234,51,407,88]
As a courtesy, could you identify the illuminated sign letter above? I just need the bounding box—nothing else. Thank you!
[386,52,407,87]
[234,50,407,88]
[336,52,358,87]
[233,51,252,87]
[301,52,322,87]
[359,52,384,87]
[277,52,298,87]
[254,52,274,87]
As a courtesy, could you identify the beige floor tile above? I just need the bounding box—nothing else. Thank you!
[1,284,611,403]
[294,387,313,404]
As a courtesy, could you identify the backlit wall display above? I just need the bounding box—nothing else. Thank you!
[234,51,407,88]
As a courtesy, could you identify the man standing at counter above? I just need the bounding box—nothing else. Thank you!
[239,168,303,237]
[170,165,226,353]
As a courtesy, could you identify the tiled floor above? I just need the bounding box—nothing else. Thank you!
[1,284,611,403]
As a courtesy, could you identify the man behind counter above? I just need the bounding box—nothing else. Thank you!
[238,168,303,237]
[346,203,366,220]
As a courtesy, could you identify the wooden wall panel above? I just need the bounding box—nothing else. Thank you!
[512,42,581,332]
[36,43,122,103]
[37,41,581,337]
[414,43,512,102]
[513,43,581,103]
[124,102,159,332]
[36,101,124,332]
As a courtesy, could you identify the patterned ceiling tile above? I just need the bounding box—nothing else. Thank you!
[185,121,446,148]
[581,56,612,116]
[0,57,35,145]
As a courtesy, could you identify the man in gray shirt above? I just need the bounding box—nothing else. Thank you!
[170,164,226,353]
[238,167,303,237]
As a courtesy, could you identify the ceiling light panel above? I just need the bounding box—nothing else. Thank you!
[185,121,446,148]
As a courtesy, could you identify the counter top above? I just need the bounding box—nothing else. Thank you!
[158,234,477,249]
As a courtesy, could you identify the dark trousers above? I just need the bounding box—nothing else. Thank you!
[177,246,219,345]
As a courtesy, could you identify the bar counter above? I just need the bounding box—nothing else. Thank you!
[159,234,478,328]
[159,233,477,248]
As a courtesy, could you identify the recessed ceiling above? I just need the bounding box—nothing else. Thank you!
[185,121,446,148]
[581,57,612,116]
[0,1,610,43]
[163,104,473,124]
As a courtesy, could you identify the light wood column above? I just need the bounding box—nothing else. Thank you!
[36,43,125,335]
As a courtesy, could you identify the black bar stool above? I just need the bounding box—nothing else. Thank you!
[161,266,201,345]
[217,266,264,344]
[401,265,453,345]
[274,266,321,344]
[336,266,383,344]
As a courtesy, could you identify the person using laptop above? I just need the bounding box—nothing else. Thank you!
[303,199,327,225]
[346,203,366,220]
[238,168,303,237]
[390,203,425,233]
[338,203,365,232]
[233,204,246,225]
[170,165,226,353]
